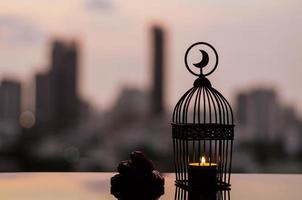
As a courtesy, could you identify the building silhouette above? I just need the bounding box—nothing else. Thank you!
[36,40,79,131]
[111,88,149,122]
[235,89,281,142]
[0,80,21,148]
[235,88,302,158]
[151,26,165,116]
[0,80,21,125]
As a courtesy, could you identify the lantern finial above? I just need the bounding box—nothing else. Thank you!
[184,42,219,77]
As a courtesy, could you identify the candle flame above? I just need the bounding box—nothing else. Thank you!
[201,156,206,164]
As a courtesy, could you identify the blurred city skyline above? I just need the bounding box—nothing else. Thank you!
[0,24,300,172]
[0,0,302,116]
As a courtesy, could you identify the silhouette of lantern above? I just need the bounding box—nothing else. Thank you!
[172,42,234,190]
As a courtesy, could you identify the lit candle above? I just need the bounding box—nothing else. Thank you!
[188,156,217,188]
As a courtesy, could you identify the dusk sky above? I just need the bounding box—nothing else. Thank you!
[0,0,302,115]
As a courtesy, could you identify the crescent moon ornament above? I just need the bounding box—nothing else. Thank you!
[193,50,209,69]
[184,42,219,77]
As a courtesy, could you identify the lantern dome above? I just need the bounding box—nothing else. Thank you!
[172,76,233,126]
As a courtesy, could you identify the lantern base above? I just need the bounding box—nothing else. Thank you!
[175,180,231,191]
[175,185,231,200]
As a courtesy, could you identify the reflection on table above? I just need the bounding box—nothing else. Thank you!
[0,173,300,200]
[175,186,230,200]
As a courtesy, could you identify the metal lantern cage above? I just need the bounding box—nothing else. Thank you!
[172,42,234,190]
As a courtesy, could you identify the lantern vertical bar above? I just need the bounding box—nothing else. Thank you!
[177,88,190,183]
[224,139,229,184]
[176,136,180,181]
[218,88,234,186]
[183,88,196,182]
[202,87,207,159]
[193,88,201,163]
[210,89,222,182]
[205,88,212,165]
[228,141,233,184]
[173,137,178,181]
[174,186,177,200]
[198,87,202,167]
[213,88,228,184]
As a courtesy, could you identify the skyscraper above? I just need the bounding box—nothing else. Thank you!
[0,80,22,147]
[235,89,281,142]
[36,40,79,131]
[35,72,56,129]
[151,26,165,116]
[0,80,21,126]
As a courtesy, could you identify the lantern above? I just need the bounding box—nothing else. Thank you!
[172,42,234,190]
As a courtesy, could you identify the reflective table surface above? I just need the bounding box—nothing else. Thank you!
[0,173,300,200]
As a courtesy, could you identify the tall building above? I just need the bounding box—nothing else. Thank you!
[36,40,79,131]
[151,26,165,116]
[236,93,248,125]
[235,89,281,142]
[0,80,21,126]
[0,80,21,146]
[35,73,56,129]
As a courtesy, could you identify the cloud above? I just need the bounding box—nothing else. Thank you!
[0,16,45,44]
[84,0,114,11]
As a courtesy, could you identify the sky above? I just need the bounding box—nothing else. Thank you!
[0,0,302,115]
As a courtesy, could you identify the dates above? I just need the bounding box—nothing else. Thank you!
[111,151,165,200]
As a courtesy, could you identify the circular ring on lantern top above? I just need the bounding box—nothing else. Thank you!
[184,42,219,77]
